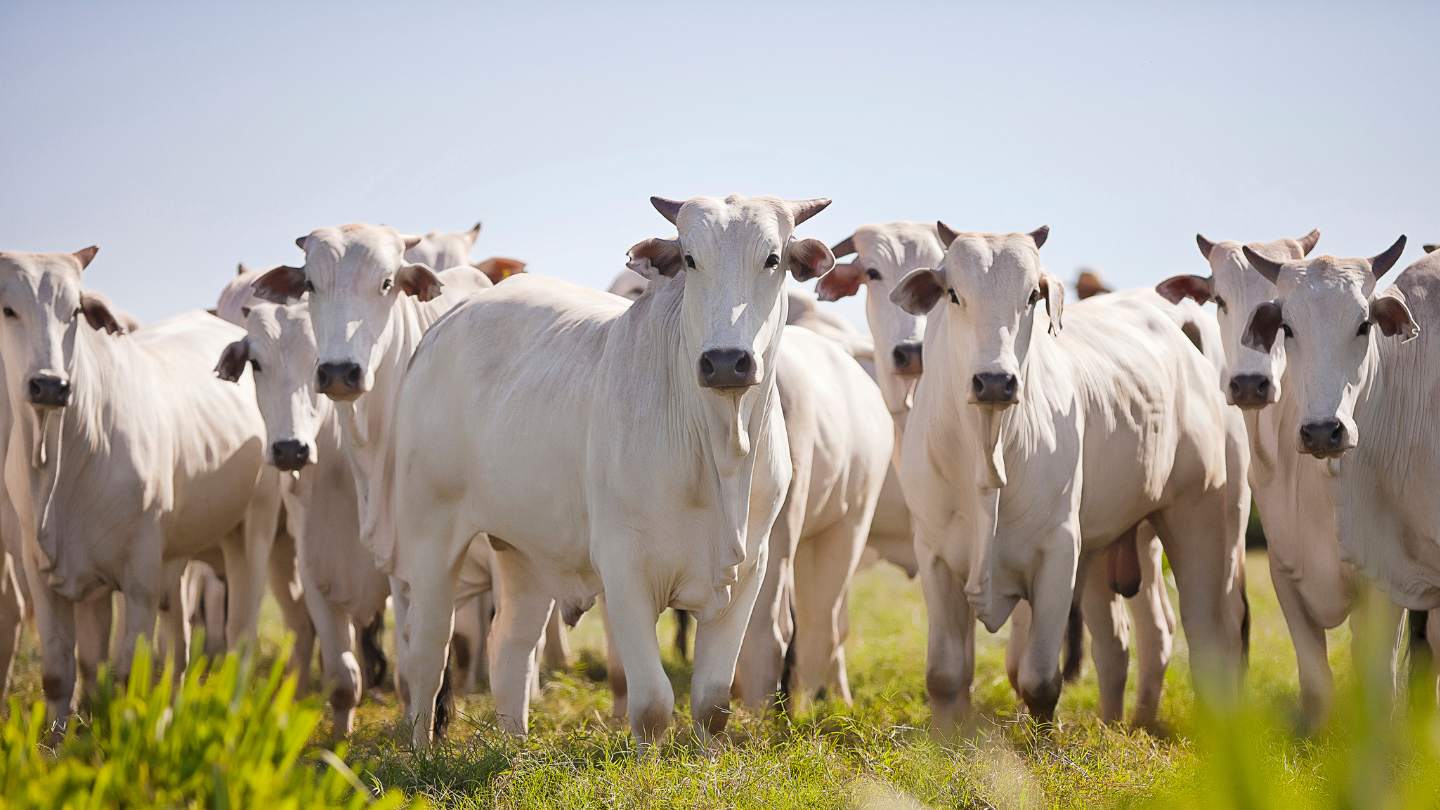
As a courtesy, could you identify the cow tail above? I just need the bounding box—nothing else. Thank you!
[360,612,389,691]
[673,609,692,662]
[1409,609,1433,689]
[433,663,454,739]
[1062,600,1085,683]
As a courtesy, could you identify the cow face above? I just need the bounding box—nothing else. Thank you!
[1240,237,1414,458]
[0,248,124,412]
[253,224,442,401]
[1156,230,1319,408]
[402,222,482,271]
[626,195,834,393]
[817,222,944,413]
[892,225,1059,410]
[215,303,328,471]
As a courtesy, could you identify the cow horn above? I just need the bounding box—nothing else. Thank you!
[1369,235,1407,277]
[1243,245,1287,284]
[830,234,857,259]
[1196,234,1216,260]
[787,198,832,226]
[650,196,685,224]
[1297,228,1321,256]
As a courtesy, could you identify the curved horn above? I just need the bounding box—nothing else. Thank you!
[1369,235,1407,277]
[936,221,960,248]
[830,234,857,259]
[1196,234,1216,260]
[650,196,684,224]
[72,246,99,270]
[1243,245,1286,284]
[1297,228,1321,256]
[788,197,832,226]
[1029,225,1050,249]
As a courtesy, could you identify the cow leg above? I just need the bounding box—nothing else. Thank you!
[918,549,976,738]
[199,570,227,659]
[1127,530,1173,730]
[1426,609,1440,707]
[299,560,361,738]
[450,593,485,693]
[268,531,315,690]
[1017,537,1079,724]
[74,591,114,701]
[1269,570,1333,730]
[389,576,411,709]
[21,546,78,725]
[156,561,191,678]
[1079,551,1129,723]
[691,549,767,741]
[1005,600,1030,696]
[0,554,25,699]
[599,596,629,720]
[598,564,671,747]
[223,480,283,646]
[487,547,553,738]
[734,547,790,710]
[114,586,161,689]
[790,517,868,709]
[541,608,570,673]
[1349,581,1403,704]
[395,526,463,748]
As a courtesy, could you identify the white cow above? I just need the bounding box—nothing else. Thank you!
[1236,238,1440,697]
[0,248,281,724]
[387,195,835,746]
[893,225,1247,732]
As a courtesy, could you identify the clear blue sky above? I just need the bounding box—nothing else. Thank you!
[3,1,1436,327]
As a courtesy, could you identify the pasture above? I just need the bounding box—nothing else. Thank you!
[4,550,1438,808]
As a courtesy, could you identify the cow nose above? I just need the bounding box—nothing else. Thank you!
[971,372,1018,405]
[697,348,759,389]
[891,341,924,376]
[316,361,364,400]
[1228,374,1273,408]
[270,439,311,472]
[27,374,71,409]
[1298,419,1348,457]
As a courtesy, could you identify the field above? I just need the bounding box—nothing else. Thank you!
[4,550,1439,808]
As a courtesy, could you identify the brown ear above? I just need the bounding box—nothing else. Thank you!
[1029,225,1050,249]
[816,262,865,301]
[785,237,835,282]
[396,263,443,301]
[1075,270,1111,300]
[73,246,100,270]
[936,221,960,248]
[1242,245,1287,284]
[1242,300,1285,352]
[1371,290,1418,342]
[1155,274,1213,305]
[80,293,124,334]
[1424,244,1438,254]
[252,265,307,304]
[295,235,309,251]
[1196,234,1216,261]
[1367,235,1407,277]
[890,268,946,315]
[1039,273,1064,335]
[1297,228,1321,256]
[214,339,250,382]
[472,257,526,283]
[626,237,684,279]
[830,234,857,259]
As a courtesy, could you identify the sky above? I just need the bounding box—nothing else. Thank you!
[2,1,1437,327]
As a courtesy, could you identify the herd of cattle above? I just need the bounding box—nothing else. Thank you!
[0,195,1437,750]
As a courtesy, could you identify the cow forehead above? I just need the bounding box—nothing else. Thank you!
[0,251,83,281]
[246,303,315,348]
[855,222,943,271]
[305,225,405,281]
[946,235,1039,289]
[1279,259,1372,315]
[677,196,790,242]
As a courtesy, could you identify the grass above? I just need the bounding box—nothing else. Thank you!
[3,551,1439,808]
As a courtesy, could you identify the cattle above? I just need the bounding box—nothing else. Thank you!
[1236,238,1440,699]
[250,223,493,732]
[0,248,281,724]
[386,194,835,747]
[893,225,1247,732]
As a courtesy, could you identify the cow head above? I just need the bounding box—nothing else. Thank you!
[1239,236,1414,458]
[606,268,650,301]
[892,225,1058,410]
[215,303,328,471]
[254,224,441,401]
[0,248,125,412]
[626,195,834,393]
[817,222,944,414]
[401,221,482,271]
[1156,229,1319,408]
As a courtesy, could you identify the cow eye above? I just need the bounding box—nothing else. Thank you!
[1281,323,1295,339]
[2,307,15,319]
[303,280,316,293]
[866,268,881,281]
[947,288,960,305]
[1357,320,1372,336]
[249,359,262,373]
[764,254,780,269]
[684,254,696,269]
[381,277,394,293]
[1212,296,1228,312]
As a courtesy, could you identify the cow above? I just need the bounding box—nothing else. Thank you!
[386,194,835,747]
[893,224,1247,733]
[0,248,282,725]
[1155,231,1431,726]
[1236,237,1440,702]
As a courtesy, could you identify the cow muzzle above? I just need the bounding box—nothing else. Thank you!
[316,361,365,401]
[891,341,923,377]
[1298,418,1351,458]
[970,372,1018,407]
[27,374,71,409]
[698,348,760,390]
[270,439,312,471]
[1228,374,1273,409]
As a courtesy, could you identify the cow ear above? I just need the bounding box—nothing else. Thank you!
[472,257,526,284]
[396,263,444,301]
[295,235,309,251]
[214,339,250,383]
[890,268,946,315]
[1371,290,1418,342]
[1242,300,1285,352]
[1155,274,1213,305]
[80,293,124,334]
[1196,234,1216,261]
[1039,273,1064,335]
[1075,270,1111,300]
[1242,245,1286,284]
[73,246,100,270]
[1367,235,1407,277]
[785,237,835,282]
[1029,225,1050,249]
[253,265,308,304]
[816,262,865,302]
[936,221,960,248]
[626,237,684,279]
[1424,244,1438,254]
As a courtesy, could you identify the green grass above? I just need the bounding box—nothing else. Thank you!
[4,552,1439,808]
